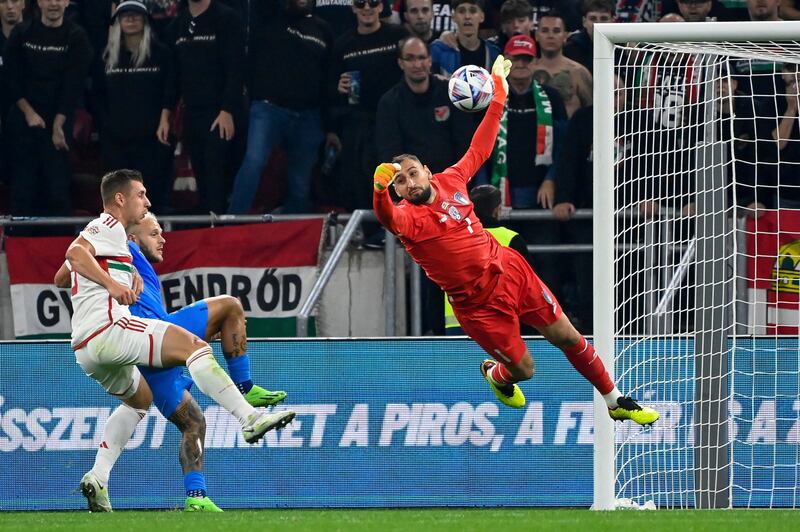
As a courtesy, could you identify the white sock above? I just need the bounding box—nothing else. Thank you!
[604,387,623,409]
[92,404,146,485]
[186,346,255,424]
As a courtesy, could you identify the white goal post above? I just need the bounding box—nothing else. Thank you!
[593,21,800,510]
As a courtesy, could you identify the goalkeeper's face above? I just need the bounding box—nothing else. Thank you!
[393,159,434,205]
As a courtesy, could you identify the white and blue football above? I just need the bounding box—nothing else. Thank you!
[447,65,495,113]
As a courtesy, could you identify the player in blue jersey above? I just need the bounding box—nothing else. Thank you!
[55,212,288,512]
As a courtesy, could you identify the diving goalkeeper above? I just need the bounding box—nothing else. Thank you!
[372,55,659,425]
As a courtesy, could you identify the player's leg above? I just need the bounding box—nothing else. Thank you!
[169,393,223,512]
[75,348,154,512]
[453,302,530,408]
[202,295,287,406]
[157,322,295,443]
[139,366,221,511]
[521,273,660,426]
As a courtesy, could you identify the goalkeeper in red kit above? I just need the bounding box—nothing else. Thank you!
[372,55,659,426]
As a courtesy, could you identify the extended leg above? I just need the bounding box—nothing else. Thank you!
[169,392,222,512]
[204,295,287,406]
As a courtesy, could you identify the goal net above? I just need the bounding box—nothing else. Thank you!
[593,21,800,510]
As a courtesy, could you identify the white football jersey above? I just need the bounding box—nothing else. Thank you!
[70,213,134,350]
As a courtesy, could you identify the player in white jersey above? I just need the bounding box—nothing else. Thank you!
[68,169,295,512]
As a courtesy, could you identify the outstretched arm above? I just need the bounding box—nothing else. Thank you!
[444,55,511,183]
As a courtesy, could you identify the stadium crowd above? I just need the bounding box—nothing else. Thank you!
[0,0,795,334]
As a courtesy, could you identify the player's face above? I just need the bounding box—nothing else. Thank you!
[452,3,484,39]
[121,180,151,226]
[535,16,567,54]
[135,218,166,263]
[119,12,145,35]
[0,0,24,26]
[393,159,433,205]
[405,0,433,35]
[582,10,613,39]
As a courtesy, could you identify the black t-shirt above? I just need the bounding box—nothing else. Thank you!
[167,1,245,112]
[4,18,92,119]
[329,23,408,117]
[459,40,486,69]
[506,83,567,190]
[101,40,176,143]
[315,0,392,37]
[375,76,473,174]
[249,0,334,109]
[556,105,593,208]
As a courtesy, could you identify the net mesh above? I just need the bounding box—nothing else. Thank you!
[611,39,800,508]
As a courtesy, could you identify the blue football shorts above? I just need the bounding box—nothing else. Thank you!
[138,301,210,418]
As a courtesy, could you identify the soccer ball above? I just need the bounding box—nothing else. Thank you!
[448,65,495,112]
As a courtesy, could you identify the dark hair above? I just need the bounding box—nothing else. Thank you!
[582,0,615,16]
[539,8,566,26]
[392,154,422,166]
[451,0,485,12]
[469,185,501,223]
[397,36,430,57]
[500,0,533,21]
[100,169,143,205]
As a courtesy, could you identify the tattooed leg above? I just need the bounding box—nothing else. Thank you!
[169,392,206,474]
[203,295,247,358]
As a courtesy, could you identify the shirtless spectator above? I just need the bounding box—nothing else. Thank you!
[532,10,592,117]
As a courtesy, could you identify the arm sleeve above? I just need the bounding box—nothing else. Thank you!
[57,27,93,116]
[373,191,418,238]
[555,110,587,204]
[4,26,24,105]
[219,10,245,113]
[79,220,125,257]
[440,94,506,185]
[508,234,532,265]
[375,92,404,162]
[160,43,178,110]
[324,40,346,133]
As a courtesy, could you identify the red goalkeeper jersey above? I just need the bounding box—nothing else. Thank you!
[373,97,507,305]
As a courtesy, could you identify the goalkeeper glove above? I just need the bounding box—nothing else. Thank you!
[491,54,512,101]
[374,162,399,192]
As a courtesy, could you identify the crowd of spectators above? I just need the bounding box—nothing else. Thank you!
[0,0,796,333]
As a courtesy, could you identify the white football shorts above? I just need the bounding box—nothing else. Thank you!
[75,317,170,399]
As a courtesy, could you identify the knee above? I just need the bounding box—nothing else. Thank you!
[222,295,245,319]
[190,335,210,352]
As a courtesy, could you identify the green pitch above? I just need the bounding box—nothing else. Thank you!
[0,508,797,532]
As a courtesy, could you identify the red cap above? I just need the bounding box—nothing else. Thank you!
[503,35,537,57]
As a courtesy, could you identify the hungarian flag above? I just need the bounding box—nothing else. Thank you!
[5,220,324,339]
[746,210,800,334]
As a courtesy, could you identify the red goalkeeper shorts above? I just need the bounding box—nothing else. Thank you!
[451,247,562,365]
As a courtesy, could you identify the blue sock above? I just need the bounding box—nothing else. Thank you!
[224,354,253,394]
[185,471,207,498]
